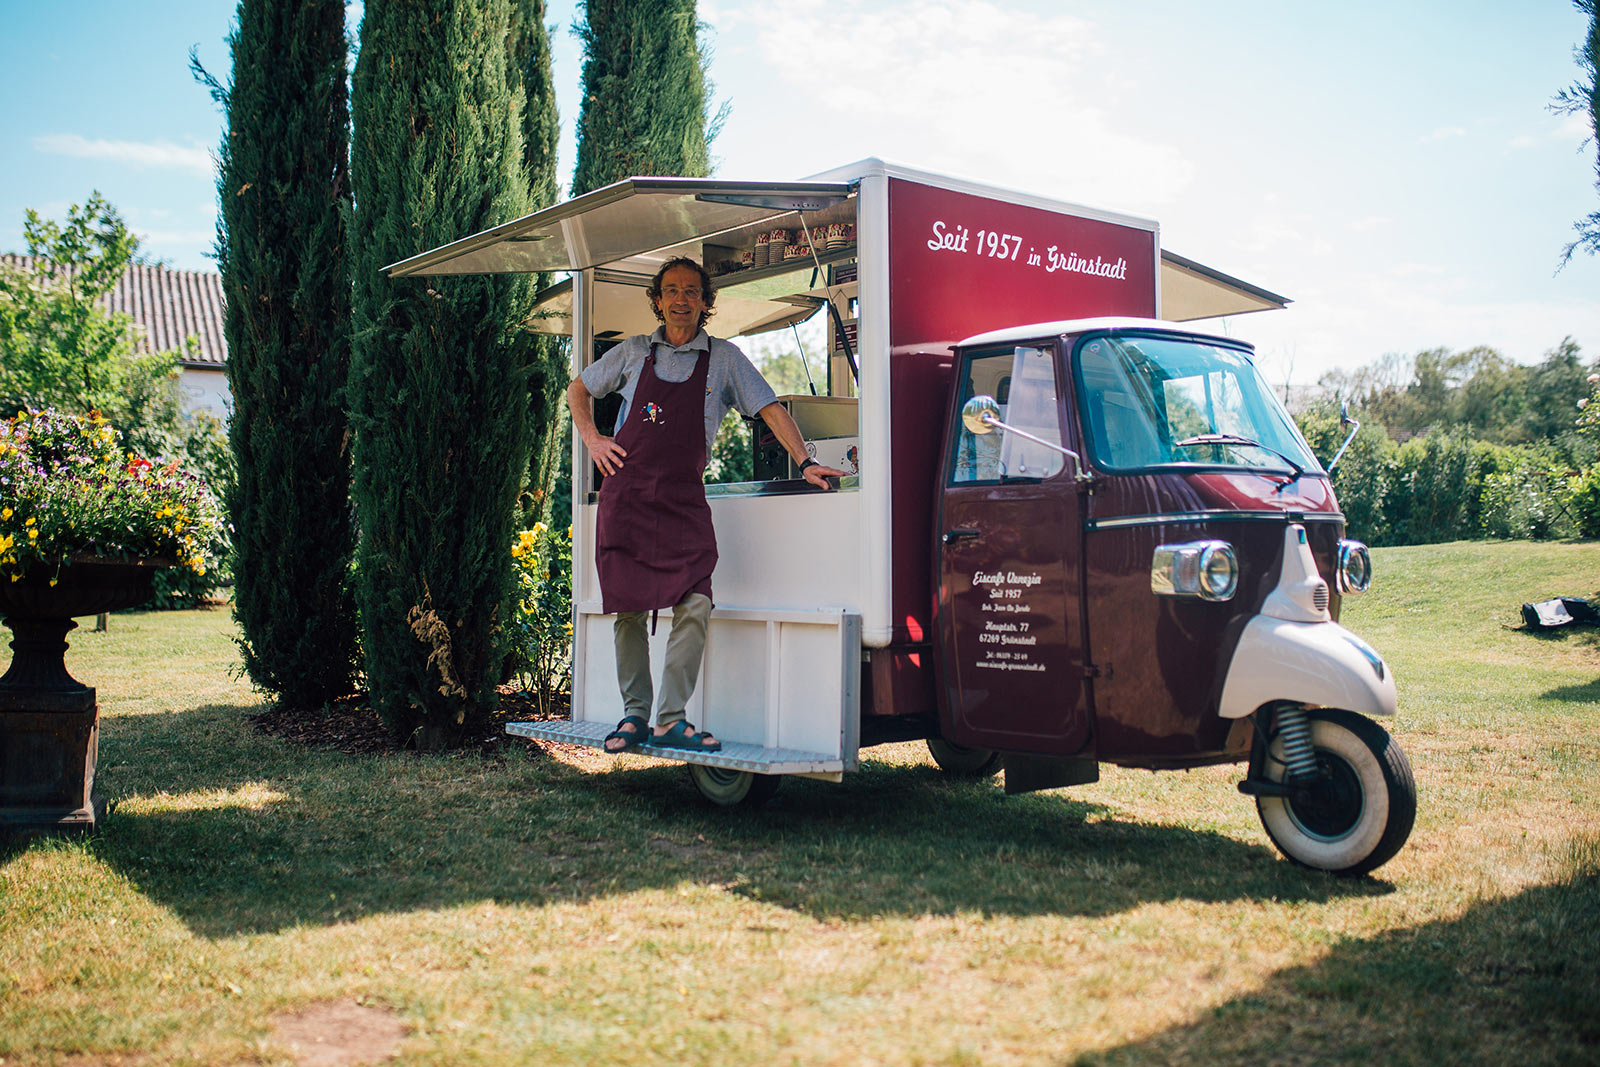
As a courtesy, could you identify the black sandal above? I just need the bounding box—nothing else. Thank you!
[652,720,722,752]
[603,715,649,753]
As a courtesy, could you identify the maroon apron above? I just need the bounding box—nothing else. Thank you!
[595,343,717,614]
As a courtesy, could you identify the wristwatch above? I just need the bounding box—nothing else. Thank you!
[799,457,819,473]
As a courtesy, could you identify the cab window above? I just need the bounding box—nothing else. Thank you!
[1075,333,1318,474]
[949,346,1065,483]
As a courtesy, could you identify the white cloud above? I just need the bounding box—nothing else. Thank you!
[723,0,1195,211]
[1554,111,1594,143]
[1421,126,1467,143]
[131,225,216,257]
[32,133,214,176]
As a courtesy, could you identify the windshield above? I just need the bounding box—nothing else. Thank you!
[1073,333,1320,474]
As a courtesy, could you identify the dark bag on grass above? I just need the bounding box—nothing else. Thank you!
[1520,597,1598,630]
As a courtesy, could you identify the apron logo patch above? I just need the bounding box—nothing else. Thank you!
[641,401,664,423]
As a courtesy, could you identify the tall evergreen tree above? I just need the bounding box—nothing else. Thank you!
[350,0,539,748]
[571,0,724,196]
[197,0,359,707]
[548,0,723,531]
[508,0,569,527]
[510,0,561,212]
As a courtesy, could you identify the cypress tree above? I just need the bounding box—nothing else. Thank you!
[350,0,538,748]
[199,0,359,707]
[508,0,569,526]
[571,0,725,195]
[548,0,723,530]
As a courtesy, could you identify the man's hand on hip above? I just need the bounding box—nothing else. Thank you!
[586,434,627,476]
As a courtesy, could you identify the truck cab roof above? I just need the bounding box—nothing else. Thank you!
[956,317,1248,351]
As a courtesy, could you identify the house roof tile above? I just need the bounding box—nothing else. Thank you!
[1,254,227,369]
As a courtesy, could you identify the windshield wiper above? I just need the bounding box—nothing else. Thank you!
[1174,433,1306,489]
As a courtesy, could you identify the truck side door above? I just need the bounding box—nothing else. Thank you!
[934,345,1092,756]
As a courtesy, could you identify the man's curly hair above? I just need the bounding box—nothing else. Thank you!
[646,257,717,329]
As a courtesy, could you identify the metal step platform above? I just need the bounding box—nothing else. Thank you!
[506,719,846,777]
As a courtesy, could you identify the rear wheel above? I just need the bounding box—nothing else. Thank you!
[927,738,1002,778]
[1255,707,1416,876]
[687,763,782,807]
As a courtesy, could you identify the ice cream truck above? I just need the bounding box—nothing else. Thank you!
[386,159,1415,876]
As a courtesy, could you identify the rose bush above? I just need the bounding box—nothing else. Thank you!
[0,408,221,585]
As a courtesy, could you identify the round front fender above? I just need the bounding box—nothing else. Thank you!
[1218,617,1397,719]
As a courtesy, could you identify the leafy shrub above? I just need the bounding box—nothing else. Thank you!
[507,523,573,715]
[1480,456,1576,540]
[1568,466,1600,539]
[146,560,228,609]
[1385,431,1487,545]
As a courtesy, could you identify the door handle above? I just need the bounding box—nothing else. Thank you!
[942,528,981,544]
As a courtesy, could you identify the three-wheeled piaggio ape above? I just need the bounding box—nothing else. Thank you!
[387,159,1415,876]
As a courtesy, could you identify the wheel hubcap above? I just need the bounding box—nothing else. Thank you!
[1287,753,1364,839]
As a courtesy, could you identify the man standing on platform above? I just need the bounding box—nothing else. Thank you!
[567,257,843,755]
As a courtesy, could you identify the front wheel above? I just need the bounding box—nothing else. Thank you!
[1254,707,1416,876]
[687,763,782,808]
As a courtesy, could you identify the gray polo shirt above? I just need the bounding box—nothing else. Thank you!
[579,327,779,452]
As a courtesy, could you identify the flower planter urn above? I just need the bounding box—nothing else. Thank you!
[0,557,157,833]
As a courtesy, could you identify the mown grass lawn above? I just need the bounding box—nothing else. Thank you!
[2,540,1597,1066]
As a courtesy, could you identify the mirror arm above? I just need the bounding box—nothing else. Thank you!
[1326,401,1360,476]
[978,414,1090,482]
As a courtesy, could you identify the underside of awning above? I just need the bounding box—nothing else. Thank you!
[385,177,854,278]
[387,175,1288,336]
[1160,250,1289,321]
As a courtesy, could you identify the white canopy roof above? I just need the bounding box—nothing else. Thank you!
[385,174,1288,336]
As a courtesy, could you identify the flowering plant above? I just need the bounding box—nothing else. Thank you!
[1577,373,1600,439]
[0,408,221,583]
[507,522,573,714]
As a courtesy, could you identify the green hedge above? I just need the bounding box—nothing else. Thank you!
[1297,403,1590,545]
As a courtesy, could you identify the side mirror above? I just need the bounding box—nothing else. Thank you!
[961,395,1002,435]
[959,394,1089,481]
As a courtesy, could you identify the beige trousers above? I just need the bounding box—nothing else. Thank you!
[613,593,712,727]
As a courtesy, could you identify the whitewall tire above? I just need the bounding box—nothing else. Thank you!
[1255,708,1416,876]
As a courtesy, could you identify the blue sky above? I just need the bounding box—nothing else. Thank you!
[1,0,1595,388]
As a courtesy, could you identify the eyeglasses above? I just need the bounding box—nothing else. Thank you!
[660,285,703,300]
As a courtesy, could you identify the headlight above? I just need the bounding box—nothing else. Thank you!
[1151,540,1238,601]
[1337,539,1372,594]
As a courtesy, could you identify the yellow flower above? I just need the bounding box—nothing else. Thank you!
[1,507,10,520]
[27,529,37,541]
[24,517,34,526]
[0,535,11,553]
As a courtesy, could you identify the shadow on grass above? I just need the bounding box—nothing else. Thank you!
[1077,846,1600,1066]
[1520,624,1600,651]
[1541,676,1600,702]
[86,702,1390,939]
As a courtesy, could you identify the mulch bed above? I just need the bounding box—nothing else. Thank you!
[249,686,568,756]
